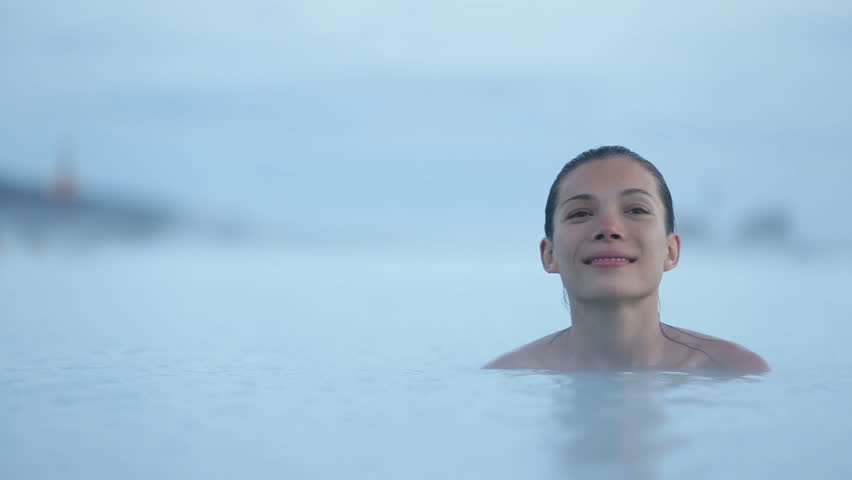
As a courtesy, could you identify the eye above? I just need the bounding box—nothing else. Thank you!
[566,210,592,220]
[626,207,650,215]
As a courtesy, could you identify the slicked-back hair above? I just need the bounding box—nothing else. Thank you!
[544,146,675,239]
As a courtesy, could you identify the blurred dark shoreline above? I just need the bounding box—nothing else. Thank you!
[0,170,827,259]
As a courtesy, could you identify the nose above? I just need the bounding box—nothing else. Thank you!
[594,230,622,241]
[593,212,624,241]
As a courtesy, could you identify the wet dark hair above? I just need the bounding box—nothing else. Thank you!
[544,146,675,239]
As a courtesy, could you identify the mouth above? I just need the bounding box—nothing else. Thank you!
[582,256,637,266]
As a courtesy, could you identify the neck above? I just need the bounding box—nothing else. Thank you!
[563,293,665,369]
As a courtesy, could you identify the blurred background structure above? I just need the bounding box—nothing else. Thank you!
[2,0,850,252]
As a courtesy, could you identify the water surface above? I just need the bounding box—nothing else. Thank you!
[1,244,849,479]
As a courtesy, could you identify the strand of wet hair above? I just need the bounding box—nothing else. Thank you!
[658,322,724,368]
[662,322,726,343]
[547,327,570,346]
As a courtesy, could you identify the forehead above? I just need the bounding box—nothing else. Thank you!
[558,155,660,201]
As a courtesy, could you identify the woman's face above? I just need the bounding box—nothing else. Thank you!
[540,155,681,302]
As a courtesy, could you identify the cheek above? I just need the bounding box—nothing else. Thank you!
[553,235,580,261]
[650,240,671,267]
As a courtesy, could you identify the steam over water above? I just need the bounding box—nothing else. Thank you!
[2,243,849,479]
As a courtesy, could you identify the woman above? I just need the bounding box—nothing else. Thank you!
[485,146,769,372]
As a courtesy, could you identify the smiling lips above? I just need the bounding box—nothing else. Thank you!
[582,253,637,267]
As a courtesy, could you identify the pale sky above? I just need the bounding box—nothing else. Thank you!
[2,0,850,245]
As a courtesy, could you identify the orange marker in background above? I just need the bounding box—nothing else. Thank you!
[51,139,78,203]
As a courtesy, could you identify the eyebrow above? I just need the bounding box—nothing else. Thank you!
[559,188,655,208]
[620,188,655,199]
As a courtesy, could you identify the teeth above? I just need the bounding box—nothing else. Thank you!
[591,257,630,263]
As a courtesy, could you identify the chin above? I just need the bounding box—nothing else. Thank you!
[573,284,649,303]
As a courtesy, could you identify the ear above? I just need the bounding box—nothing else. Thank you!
[540,237,559,273]
[663,233,682,272]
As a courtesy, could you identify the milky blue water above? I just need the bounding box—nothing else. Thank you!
[1,243,850,479]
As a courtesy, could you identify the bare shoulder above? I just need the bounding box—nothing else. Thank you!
[482,329,568,370]
[663,325,771,373]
